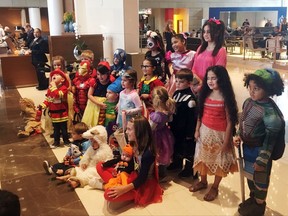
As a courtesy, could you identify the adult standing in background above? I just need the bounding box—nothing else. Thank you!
[264,19,273,27]
[279,17,288,58]
[24,23,34,47]
[242,19,250,27]
[163,21,176,52]
[0,24,5,42]
[25,28,49,90]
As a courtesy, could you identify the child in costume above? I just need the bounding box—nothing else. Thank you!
[116,69,142,129]
[80,49,96,78]
[102,144,136,189]
[145,30,168,83]
[71,60,93,118]
[190,65,238,202]
[81,61,115,127]
[138,57,164,117]
[98,116,163,207]
[56,125,114,189]
[111,48,130,79]
[105,81,121,137]
[192,18,226,82]
[150,86,175,179]
[51,55,74,135]
[234,68,284,216]
[42,122,90,176]
[168,69,198,178]
[40,69,70,148]
[165,33,195,96]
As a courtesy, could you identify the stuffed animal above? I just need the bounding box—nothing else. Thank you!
[17,98,42,138]
[63,144,82,166]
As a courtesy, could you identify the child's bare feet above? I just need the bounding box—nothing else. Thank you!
[67,179,80,188]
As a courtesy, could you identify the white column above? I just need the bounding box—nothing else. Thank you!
[47,0,64,36]
[28,8,42,29]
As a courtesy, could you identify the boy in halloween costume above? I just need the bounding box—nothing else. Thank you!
[72,60,93,118]
[40,69,70,148]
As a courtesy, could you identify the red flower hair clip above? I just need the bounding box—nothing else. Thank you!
[209,18,221,25]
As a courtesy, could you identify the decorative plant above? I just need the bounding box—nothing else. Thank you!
[62,12,74,24]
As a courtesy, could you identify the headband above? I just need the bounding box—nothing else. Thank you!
[146,30,158,39]
[208,18,221,25]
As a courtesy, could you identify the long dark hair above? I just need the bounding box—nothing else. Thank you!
[199,19,225,56]
[198,65,238,134]
[131,115,156,156]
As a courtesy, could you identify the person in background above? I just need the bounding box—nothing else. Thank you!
[264,19,273,27]
[242,18,250,27]
[25,28,49,90]
[234,68,284,216]
[0,189,20,216]
[190,65,238,202]
[163,21,176,53]
[98,115,163,207]
[24,23,34,47]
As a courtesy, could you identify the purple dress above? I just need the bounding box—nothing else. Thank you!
[150,111,174,165]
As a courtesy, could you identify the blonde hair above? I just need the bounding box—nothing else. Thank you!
[81,50,94,61]
[152,86,175,114]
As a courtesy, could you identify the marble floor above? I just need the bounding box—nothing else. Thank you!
[0,54,288,216]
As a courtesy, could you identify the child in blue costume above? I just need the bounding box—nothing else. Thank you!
[110,48,131,92]
[234,68,285,216]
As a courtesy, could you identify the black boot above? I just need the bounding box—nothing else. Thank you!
[178,158,193,178]
[158,164,167,179]
[238,199,266,216]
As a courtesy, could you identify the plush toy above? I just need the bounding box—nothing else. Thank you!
[17,98,42,138]
[63,144,83,166]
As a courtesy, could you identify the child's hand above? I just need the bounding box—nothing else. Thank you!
[233,136,241,147]
[100,103,107,109]
[50,81,56,88]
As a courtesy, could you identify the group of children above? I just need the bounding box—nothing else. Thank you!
[39,18,285,215]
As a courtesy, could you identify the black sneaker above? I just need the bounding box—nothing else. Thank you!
[43,160,53,175]
[238,199,266,216]
[50,142,60,149]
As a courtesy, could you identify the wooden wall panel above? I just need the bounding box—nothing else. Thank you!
[48,34,104,68]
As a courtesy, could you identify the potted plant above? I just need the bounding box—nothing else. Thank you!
[62,12,75,32]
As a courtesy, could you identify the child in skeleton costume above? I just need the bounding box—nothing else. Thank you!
[235,68,285,216]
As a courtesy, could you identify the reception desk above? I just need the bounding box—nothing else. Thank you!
[0,54,37,88]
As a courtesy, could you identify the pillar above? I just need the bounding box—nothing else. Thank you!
[28,8,42,29]
[47,0,64,36]
[74,0,139,62]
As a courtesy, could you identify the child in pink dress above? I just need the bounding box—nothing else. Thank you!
[192,18,227,82]
[165,33,195,96]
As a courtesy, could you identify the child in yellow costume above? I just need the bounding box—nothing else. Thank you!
[102,144,135,189]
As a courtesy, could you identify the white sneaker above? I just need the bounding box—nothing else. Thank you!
[43,160,53,175]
